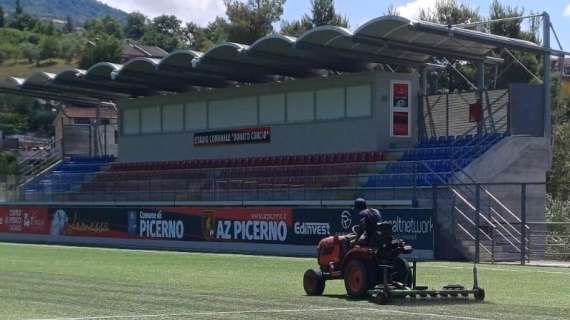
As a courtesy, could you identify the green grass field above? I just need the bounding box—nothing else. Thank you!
[0,243,568,320]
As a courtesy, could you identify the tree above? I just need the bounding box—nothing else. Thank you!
[19,41,39,64]
[280,18,312,37]
[64,16,74,33]
[385,4,400,16]
[0,43,18,64]
[418,0,481,25]
[0,151,17,175]
[0,6,5,28]
[15,0,23,15]
[79,34,122,69]
[141,15,183,52]
[85,16,124,39]
[34,20,56,36]
[183,22,210,51]
[224,0,286,44]
[141,28,179,52]
[548,121,570,200]
[58,37,81,63]
[204,17,230,46]
[416,0,481,92]
[488,0,540,89]
[8,12,37,31]
[281,0,347,37]
[151,15,181,38]
[39,36,58,62]
[310,0,348,27]
[126,12,148,40]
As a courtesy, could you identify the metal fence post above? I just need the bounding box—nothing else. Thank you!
[412,162,418,207]
[521,183,527,265]
[446,93,450,136]
[475,184,481,263]
[432,185,439,259]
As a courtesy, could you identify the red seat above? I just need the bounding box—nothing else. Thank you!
[348,153,358,163]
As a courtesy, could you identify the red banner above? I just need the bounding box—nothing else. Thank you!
[392,83,409,109]
[0,207,49,234]
[393,111,410,136]
[469,101,482,123]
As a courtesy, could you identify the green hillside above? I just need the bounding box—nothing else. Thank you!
[0,0,127,24]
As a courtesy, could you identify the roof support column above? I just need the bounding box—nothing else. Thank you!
[543,12,552,157]
[476,61,485,136]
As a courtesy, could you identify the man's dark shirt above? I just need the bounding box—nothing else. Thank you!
[355,208,382,245]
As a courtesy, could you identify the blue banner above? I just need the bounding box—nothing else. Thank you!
[291,208,434,251]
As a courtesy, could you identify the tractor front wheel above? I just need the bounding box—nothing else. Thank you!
[303,269,325,296]
[344,259,370,298]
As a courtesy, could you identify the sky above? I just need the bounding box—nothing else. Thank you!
[99,0,570,51]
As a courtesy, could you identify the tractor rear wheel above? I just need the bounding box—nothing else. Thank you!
[303,269,325,296]
[344,259,370,298]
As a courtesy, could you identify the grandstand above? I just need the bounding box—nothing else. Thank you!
[0,15,565,263]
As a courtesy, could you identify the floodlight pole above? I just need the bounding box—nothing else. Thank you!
[543,12,552,154]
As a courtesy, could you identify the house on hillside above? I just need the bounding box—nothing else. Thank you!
[122,40,169,63]
[53,106,118,157]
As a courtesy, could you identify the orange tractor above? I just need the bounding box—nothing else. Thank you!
[303,222,485,304]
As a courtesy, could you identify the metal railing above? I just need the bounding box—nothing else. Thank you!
[527,222,570,260]
[431,182,547,264]
[16,138,63,187]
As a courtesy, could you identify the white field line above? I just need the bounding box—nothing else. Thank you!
[25,307,496,320]
[365,308,493,320]
[422,264,569,275]
[2,243,569,272]
[25,308,360,320]
[0,242,309,261]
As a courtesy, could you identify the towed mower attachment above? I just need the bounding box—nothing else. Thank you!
[368,262,485,305]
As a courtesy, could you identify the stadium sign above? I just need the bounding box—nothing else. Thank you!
[193,127,271,146]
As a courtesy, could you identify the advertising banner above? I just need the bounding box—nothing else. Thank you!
[48,207,129,238]
[392,83,410,109]
[2,206,433,253]
[392,112,410,136]
[0,207,49,234]
[46,206,293,244]
[390,80,412,138]
[193,127,271,147]
[291,208,434,250]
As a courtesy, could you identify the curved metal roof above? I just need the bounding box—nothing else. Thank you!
[0,15,550,103]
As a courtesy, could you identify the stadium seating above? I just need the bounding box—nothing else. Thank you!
[365,132,507,188]
[107,151,384,172]
[21,133,508,201]
[79,151,385,199]
[23,156,115,197]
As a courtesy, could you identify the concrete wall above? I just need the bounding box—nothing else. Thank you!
[117,71,419,162]
[459,135,550,224]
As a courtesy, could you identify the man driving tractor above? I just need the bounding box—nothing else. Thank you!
[352,198,382,246]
